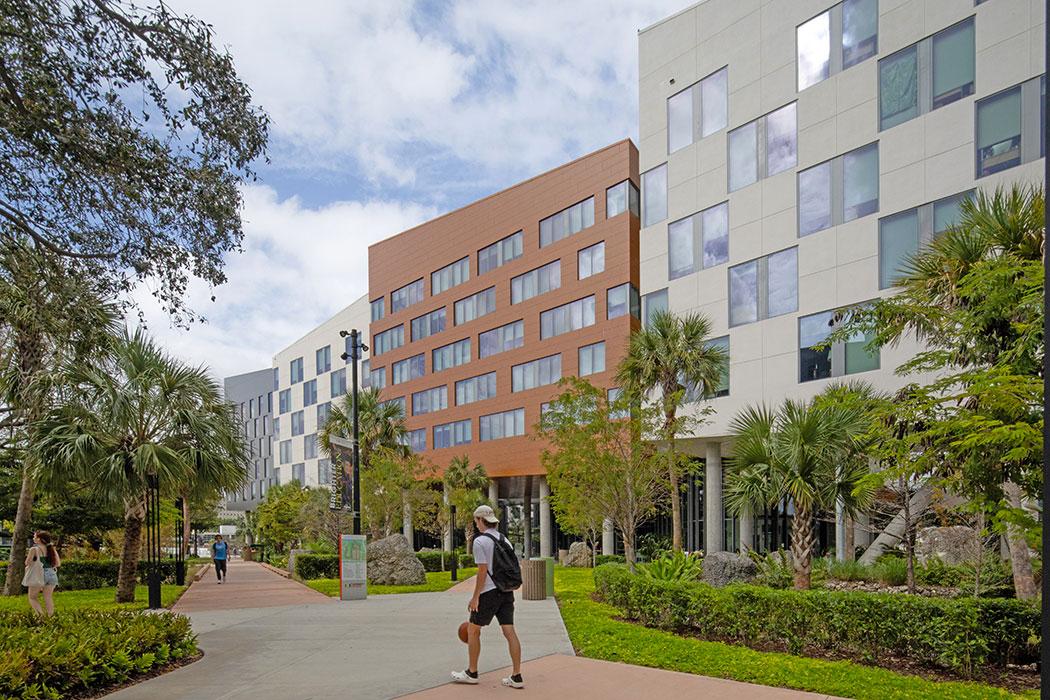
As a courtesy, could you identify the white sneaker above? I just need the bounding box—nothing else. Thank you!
[450,670,479,685]
[502,674,524,689]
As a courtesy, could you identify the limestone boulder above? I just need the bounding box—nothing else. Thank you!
[915,526,979,566]
[564,541,592,567]
[367,534,426,585]
[702,551,758,587]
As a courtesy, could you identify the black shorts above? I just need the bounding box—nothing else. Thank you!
[470,588,514,627]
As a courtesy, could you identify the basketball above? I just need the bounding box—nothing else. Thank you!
[458,621,469,643]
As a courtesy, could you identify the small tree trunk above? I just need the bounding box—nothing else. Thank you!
[2,470,33,596]
[902,478,916,594]
[843,516,855,562]
[464,526,473,557]
[664,409,682,552]
[790,503,814,589]
[623,531,637,573]
[1002,481,1037,600]
[116,496,147,603]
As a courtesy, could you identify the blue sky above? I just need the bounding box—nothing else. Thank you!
[139,0,685,379]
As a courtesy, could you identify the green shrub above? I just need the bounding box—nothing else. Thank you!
[822,558,873,582]
[268,554,288,570]
[416,550,447,572]
[294,554,339,580]
[0,609,197,698]
[592,564,1038,676]
[594,554,625,566]
[874,557,907,586]
[1,559,188,591]
[641,551,702,582]
[747,550,793,589]
[636,533,672,562]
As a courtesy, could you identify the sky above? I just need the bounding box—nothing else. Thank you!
[137,0,686,380]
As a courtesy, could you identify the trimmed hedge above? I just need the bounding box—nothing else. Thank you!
[294,554,339,580]
[594,554,626,566]
[0,609,197,698]
[0,559,186,591]
[594,564,1039,676]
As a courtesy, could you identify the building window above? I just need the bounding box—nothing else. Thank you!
[641,164,667,227]
[878,18,974,132]
[290,357,304,384]
[606,180,640,218]
[540,297,595,339]
[479,408,525,442]
[798,142,878,236]
[432,257,470,296]
[412,386,448,416]
[279,439,291,464]
[433,338,472,372]
[540,197,595,247]
[303,379,317,407]
[272,367,279,391]
[316,346,331,375]
[706,336,730,398]
[360,360,371,389]
[317,401,331,427]
[607,387,628,419]
[292,463,305,484]
[371,298,385,322]
[455,372,497,406]
[607,283,640,320]
[668,201,728,279]
[478,231,523,274]
[304,433,317,460]
[512,354,562,392]
[291,410,304,437]
[578,342,606,376]
[381,396,406,416]
[279,389,291,414]
[879,190,972,288]
[411,307,447,342]
[370,366,387,389]
[728,102,797,192]
[403,429,426,453]
[273,416,280,439]
[511,260,561,304]
[318,458,332,486]
[479,320,524,358]
[391,279,424,314]
[392,354,425,385]
[434,419,472,449]
[642,288,668,328]
[372,325,405,356]
[454,287,496,325]
[578,242,605,280]
[976,75,1044,178]
[729,247,798,327]
[799,308,879,382]
[330,368,347,398]
[667,66,728,153]
[797,0,878,91]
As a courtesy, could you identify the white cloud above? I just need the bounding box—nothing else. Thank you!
[132,184,433,380]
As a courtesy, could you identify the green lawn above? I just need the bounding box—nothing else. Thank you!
[553,567,1037,700]
[0,584,188,613]
[305,568,479,596]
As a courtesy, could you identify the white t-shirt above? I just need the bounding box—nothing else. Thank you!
[472,528,507,594]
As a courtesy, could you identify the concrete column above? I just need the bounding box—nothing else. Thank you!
[853,510,871,550]
[602,518,615,555]
[442,483,452,553]
[835,500,847,561]
[488,479,499,506]
[539,476,552,559]
[704,442,724,554]
[402,490,414,549]
[738,508,754,553]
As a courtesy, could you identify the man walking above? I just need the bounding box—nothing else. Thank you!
[212,534,228,584]
[451,505,523,689]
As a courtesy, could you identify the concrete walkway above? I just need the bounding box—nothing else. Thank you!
[400,654,850,699]
[173,560,333,612]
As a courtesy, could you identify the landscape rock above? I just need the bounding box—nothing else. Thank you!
[915,526,979,566]
[367,534,426,585]
[701,551,757,587]
[564,541,592,567]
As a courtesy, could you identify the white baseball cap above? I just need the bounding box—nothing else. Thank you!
[473,504,499,524]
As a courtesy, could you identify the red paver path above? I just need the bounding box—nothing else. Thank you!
[398,654,850,700]
[172,560,333,613]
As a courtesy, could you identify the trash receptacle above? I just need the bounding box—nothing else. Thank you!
[521,559,547,600]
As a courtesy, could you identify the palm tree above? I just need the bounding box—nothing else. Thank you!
[319,386,408,468]
[443,456,490,555]
[34,329,246,602]
[616,310,727,551]
[724,396,873,589]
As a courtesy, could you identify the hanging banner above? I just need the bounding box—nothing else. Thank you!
[340,533,367,600]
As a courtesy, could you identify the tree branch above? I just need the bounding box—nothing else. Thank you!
[0,199,119,260]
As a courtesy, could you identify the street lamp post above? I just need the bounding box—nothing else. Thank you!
[340,329,368,536]
[450,503,458,582]
[145,473,162,610]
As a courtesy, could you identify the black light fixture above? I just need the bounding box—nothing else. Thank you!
[173,497,185,586]
[339,329,368,536]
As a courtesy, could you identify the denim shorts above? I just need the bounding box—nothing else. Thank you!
[42,568,58,586]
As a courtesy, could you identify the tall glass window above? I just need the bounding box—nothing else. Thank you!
[290,357,304,384]
[667,66,728,153]
[391,354,425,385]
[511,260,560,304]
[642,288,668,328]
[976,83,1027,177]
[279,389,291,414]
[304,433,317,460]
[728,248,798,327]
[433,338,471,371]
[315,346,331,375]
[668,201,728,279]
[434,419,471,449]
[431,257,470,295]
[291,411,304,437]
[578,242,605,279]
[454,287,495,325]
[479,321,524,358]
[370,298,385,322]
[879,190,973,289]
[540,198,595,247]
[455,372,497,406]
[540,297,595,339]
[279,439,291,464]
[478,231,523,274]
[411,308,447,341]
[372,325,404,356]
[370,366,387,389]
[728,103,796,192]
[797,10,830,90]
[412,386,448,415]
[317,401,331,427]
[800,307,879,382]
[706,336,730,397]
[798,0,877,91]
[479,409,525,442]
[641,164,667,227]
[798,143,879,236]
[404,429,426,453]
[512,354,561,392]
[606,180,640,218]
[578,342,606,376]
[391,279,424,313]
[330,368,346,398]
[607,283,641,320]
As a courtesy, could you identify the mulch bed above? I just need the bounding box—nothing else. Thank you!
[74,649,204,699]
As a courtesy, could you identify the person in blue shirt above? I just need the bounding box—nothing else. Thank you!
[212,534,229,584]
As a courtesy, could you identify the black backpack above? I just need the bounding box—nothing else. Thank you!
[481,531,522,592]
